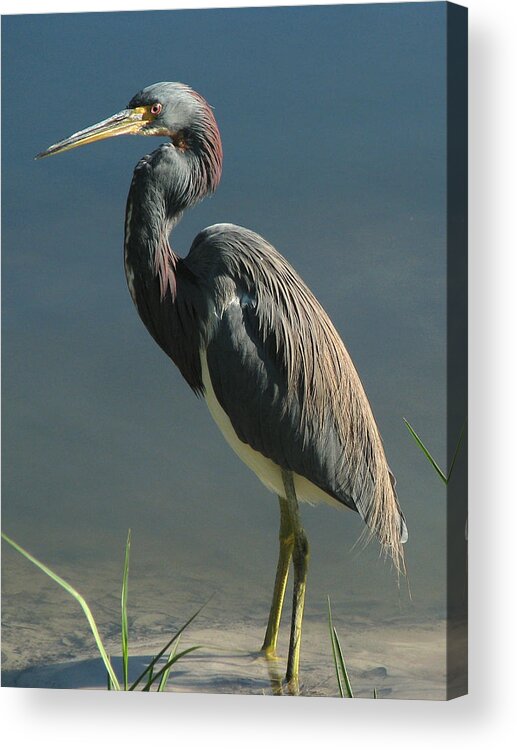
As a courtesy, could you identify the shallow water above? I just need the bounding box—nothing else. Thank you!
[2,549,448,699]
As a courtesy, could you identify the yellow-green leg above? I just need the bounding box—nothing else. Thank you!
[282,469,309,690]
[261,495,294,657]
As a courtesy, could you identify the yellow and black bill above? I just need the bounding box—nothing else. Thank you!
[35,106,156,159]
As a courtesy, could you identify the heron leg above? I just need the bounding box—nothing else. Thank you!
[261,495,294,657]
[282,469,309,690]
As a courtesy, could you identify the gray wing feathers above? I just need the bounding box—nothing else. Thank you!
[190,224,407,570]
[206,300,357,511]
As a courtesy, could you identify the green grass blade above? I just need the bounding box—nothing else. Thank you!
[107,654,113,690]
[2,531,121,691]
[373,687,378,699]
[121,529,131,690]
[446,422,466,483]
[157,635,181,692]
[157,665,170,692]
[327,596,344,698]
[403,418,447,484]
[143,646,201,692]
[332,626,354,698]
[129,600,207,691]
[145,666,154,691]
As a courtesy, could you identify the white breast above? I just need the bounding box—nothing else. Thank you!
[200,350,344,509]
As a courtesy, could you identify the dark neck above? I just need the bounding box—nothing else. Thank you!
[123,141,221,392]
[124,127,222,293]
[124,145,194,295]
[125,86,224,290]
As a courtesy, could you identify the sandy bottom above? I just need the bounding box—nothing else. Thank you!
[2,614,448,699]
[2,551,451,699]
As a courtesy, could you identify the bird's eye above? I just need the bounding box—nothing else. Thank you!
[150,103,162,116]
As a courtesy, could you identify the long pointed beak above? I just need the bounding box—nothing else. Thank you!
[35,108,149,159]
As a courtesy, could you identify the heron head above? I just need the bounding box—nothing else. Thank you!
[36,81,220,160]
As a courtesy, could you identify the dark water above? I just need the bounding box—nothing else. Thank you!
[2,4,450,695]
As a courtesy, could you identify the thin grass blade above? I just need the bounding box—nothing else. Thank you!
[144,666,154,691]
[446,422,466,483]
[157,635,181,692]
[403,418,447,484]
[143,646,201,692]
[327,596,344,698]
[107,654,113,690]
[373,687,378,699]
[121,529,131,690]
[129,600,208,690]
[332,626,354,698]
[2,532,121,690]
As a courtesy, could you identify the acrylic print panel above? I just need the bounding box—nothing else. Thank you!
[1,2,467,699]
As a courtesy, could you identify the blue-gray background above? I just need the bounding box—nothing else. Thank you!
[2,2,446,630]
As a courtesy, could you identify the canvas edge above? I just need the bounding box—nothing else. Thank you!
[445,0,469,701]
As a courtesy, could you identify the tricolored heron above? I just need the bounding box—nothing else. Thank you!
[37,82,407,690]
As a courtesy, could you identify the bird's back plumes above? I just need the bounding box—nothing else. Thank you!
[189,224,407,572]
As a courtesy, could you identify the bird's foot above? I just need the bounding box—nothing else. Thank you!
[261,644,281,661]
[285,675,301,696]
[261,649,285,695]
